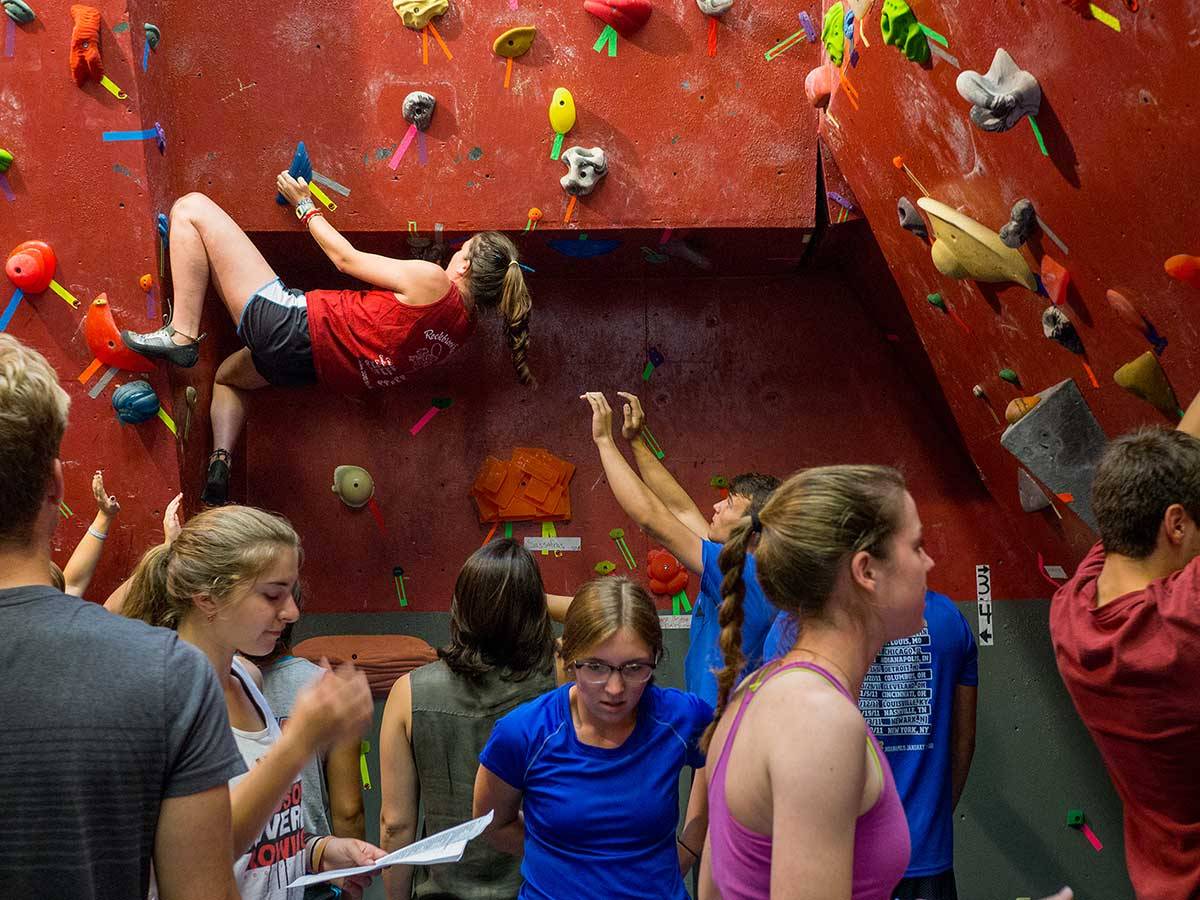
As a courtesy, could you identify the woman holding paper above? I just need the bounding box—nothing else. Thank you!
[121,504,386,899]
[379,539,557,900]
[120,180,535,506]
[473,577,712,900]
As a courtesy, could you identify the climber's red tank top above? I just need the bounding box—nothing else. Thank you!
[305,282,475,394]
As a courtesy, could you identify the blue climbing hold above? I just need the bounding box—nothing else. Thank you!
[112,380,161,425]
[276,141,312,205]
[547,238,622,258]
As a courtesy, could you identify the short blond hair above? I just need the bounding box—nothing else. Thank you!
[0,334,70,546]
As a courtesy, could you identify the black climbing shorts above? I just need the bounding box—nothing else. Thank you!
[236,278,318,387]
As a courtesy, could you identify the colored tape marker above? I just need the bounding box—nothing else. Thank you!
[3,17,14,58]
[311,172,351,196]
[103,128,158,142]
[48,280,80,309]
[157,406,177,435]
[99,75,129,100]
[308,182,337,211]
[0,288,23,332]
[87,366,119,399]
[388,124,418,170]
[1088,3,1121,30]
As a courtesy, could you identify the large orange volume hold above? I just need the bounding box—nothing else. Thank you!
[85,294,155,372]
[5,240,57,293]
[583,0,652,37]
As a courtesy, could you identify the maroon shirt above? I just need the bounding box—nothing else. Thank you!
[1050,541,1200,899]
[305,282,474,394]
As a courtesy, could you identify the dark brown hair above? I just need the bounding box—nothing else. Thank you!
[466,232,535,387]
[1093,426,1200,558]
[729,472,781,516]
[559,577,663,672]
[704,465,907,749]
[440,539,555,681]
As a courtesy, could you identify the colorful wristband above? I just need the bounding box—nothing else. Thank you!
[87,526,108,541]
[301,208,324,227]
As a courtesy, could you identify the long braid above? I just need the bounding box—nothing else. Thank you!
[702,521,754,751]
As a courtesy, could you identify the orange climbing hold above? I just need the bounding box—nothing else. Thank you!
[1040,256,1070,305]
[85,294,155,372]
[470,447,575,523]
[1165,254,1200,289]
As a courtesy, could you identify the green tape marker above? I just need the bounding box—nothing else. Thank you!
[1029,116,1049,157]
[919,23,948,47]
[360,741,373,790]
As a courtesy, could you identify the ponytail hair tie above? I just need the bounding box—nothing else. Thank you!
[749,510,763,534]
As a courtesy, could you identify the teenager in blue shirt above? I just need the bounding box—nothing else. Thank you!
[580,391,779,706]
[474,577,712,899]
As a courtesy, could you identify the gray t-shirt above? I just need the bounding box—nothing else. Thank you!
[259,656,333,838]
[0,584,246,899]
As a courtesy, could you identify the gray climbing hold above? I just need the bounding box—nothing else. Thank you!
[1000,378,1106,531]
[1000,199,1036,248]
[1042,306,1084,355]
[144,23,161,50]
[1017,468,1052,513]
[560,146,608,197]
[897,197,927,239]
[696,0,733,14]
[3,0,34,23]
[403,91,436,132]
[956,48,1041,133]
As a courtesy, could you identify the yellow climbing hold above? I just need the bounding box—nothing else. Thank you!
[1114,351,1181,420]
[493,25,536,58]
[917,197,1038,291]
[392,0,448,30]
[549,87,576,135]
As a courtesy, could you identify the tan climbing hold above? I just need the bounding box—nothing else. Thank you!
[916,197,1038,291]
[493,25,536,57]
[1114,351,1180,420]
[393,0,448,30]
[1005,396,1041,424]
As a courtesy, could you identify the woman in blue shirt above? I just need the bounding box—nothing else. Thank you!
[474,577,712,899]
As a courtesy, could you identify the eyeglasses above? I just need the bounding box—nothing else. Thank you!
[572,660,656,685]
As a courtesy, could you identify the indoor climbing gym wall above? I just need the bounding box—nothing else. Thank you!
[3,0,1181,895]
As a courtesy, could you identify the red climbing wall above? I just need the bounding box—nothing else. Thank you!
[817,0,1200,569]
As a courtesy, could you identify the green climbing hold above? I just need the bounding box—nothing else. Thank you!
[1066,809,1085,827]
[880,0,930,64]
[821,2,846,66]
[0,148,12,174]
[144,23,161,50]
[3,0,35,24]
[594,560,617,575]
[998,368,1021,387]
[710,475,728,488]
[926,292,946,311]
[609,527,625,539]
[431,397,454,410]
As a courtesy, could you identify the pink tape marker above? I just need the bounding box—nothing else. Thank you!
[410,397,453,435]
[388,124,418,170]
[1080,823,1103,852]
[416,131,428,165]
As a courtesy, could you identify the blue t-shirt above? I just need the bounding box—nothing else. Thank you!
[479,683,712,900]
[685,540,777,706]
[858,590,978,877]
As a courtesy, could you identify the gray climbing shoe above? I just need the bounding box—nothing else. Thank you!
[120,324,202,368]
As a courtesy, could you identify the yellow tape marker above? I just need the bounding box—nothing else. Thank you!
[157,407,178,435]
[1088,4,1121,30]
[48,280,80,308]
[309,182,337,211]
[99,75,129,100]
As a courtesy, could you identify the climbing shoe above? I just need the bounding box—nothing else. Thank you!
[121,323,203,368]
[201,449,231,506]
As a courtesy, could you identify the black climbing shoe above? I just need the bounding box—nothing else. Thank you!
[121,324,203,369]
[201,449,231,506]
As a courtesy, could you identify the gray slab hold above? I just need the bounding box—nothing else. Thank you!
[956,48,1041,133]
[1017,468,1051,513]
[560,146,608,197]
[1000,379,1106,531]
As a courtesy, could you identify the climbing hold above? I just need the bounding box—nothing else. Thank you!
[879,0,929,64]
[138,274,153,292]
[143,23,160,50]
[1017,468,1052,512]
[999,368,1021,387]
[1114,351,1181,420]
[1040,256,1070,305]
[804,64,838,108]
[583,0,652,37]
[917,197,1039,291]
[821,2,846,65]
[68,4,104,88]
[3,0,33,24]
[697,0,732,15]
[493,25,536,57]
[111,380,160,425]
[897,197,927,239]
[956,49,1041,133]
[332,465,376,509]
[594,560,617,575]
[86,294,155,372]
[1105,289,1168,355]
[275,141,312,206]
[972,385,987,399]
[1042,306,1084,354]
[926,292,946,311]
[5,240,56,293]
[549,88,576,136]
[403,91,436,132]
[1000,199,1037,249]
[647,548,689,596]
[1006,396,1041,424]
[1000,378,1107,531]
[560,147,608,197]
[392,0,448,30]
[843,7,856,40]
[1164,254,1200,289]
[0,148,12,174]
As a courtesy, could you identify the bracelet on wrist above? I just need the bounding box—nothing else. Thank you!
[301,208,324,227]
[87,526,108,541]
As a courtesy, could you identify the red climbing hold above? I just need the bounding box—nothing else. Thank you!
[5,240,57,293]
[647,548,689,597]
[583,0,652,37]
[1040,256,1070,306]
[1165,254,1200,289]
[85,294,155,372]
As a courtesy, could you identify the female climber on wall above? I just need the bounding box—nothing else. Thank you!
[120,175,535,505]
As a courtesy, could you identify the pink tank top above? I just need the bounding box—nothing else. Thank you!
[707,661,911,900]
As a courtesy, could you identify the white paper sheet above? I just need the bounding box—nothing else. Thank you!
[287,810,494,888]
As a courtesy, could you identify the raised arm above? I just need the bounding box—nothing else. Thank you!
[105,492,182,614]
[581,392,704,574]
[62,471,119,597]
[379,674,420,900]
[619,392,709,540]
[276,172,449,299]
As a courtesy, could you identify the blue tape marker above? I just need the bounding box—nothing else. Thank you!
[102,128,158,142]
[142,42,150,71]
[0,288,24,332]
